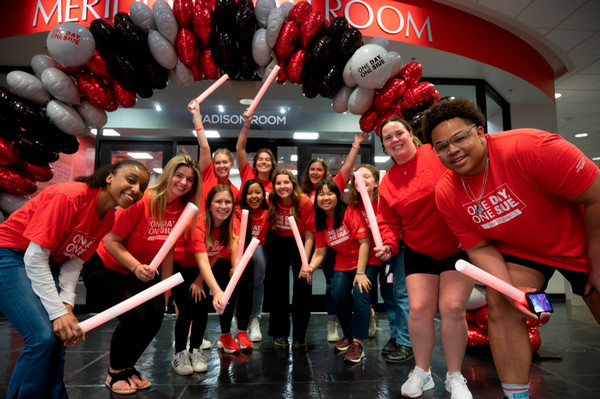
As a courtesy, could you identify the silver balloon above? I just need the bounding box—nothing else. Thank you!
[46,22,95,67]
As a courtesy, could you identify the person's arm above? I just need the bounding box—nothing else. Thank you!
[189,102,212,172]
[353,236,371,293]
[303,246,326,278]
[337,132,371,184]
[103,231,155,282]
[194,252,223,306]
[375,187,401,261]
[235,108,254,171]
[160,249,175,307]
[303,230,315,262]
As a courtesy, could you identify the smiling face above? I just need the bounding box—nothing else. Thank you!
[316,184,338,216]
[430,117,487,176]
[254,151,273,176]
[308,161,326,186]
[274,174,294,202]
[246,182,264,212]
[213,152,232,181]
[210,190,233,226]
[106,164,149,208]
[355,167,378,198]
[381,121,416,164]
[168,165,195,201]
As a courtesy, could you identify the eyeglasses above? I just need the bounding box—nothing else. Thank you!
[432,124,477,156]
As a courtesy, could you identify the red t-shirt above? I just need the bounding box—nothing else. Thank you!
[235,205,268,245]
[378,145,461,260]
[201,165,239,210]
[187,213,239,262]
[356,201,382,266]
[315,206,369,271]
[274,195,315,237]
[237,162,273,203]
[0,182,115,263]
[435,129,598,273]
[96,193,184,274]
[309,172,348,202]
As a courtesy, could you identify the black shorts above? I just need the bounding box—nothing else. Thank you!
[404,245,467,276]
[501,253,590,297]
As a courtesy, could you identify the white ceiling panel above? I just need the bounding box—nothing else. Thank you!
[557,1,600,30]
[516,0,587,29]
[544,29,596,53]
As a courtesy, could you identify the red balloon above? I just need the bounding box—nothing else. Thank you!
[402,81,436,109]
[192,64,203,82]
[528,326,542,352]
[109,79,137,108]
[105,101,118,112]
[359,106,378,133]
[77,73,114,109]
[276,58,288,84]
[399,61,422,88]
[0,166,37,195]
[374,107,402,136]
[19,161,54,182]
[288,1,313,26]
[299,11,326,48]
[467,324,489,347]
[474,306,489,330]
[274,21,299,60]
[286,48,306,84]
[85,50,111,79]
[173,0,195,28]
[176,28,200,68]
[199,48,220,80]
[374,78,407,111]
[0,137,20,166]
[525,316,550,327]
[431,90,441,104]
[193,6,213,47]
[466,311,476,325]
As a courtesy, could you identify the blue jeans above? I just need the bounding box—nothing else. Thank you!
[250,245,267,319]
[322,247,337,319]
[379,244,410,346]
[330,265,379,340]
[0,248,68,399]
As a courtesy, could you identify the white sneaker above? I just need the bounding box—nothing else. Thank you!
[445,372,473,399]
[368,307,377,337]
[190,348,208,373]
[171,350,193,376]
[201,338,212,350]
[249,317,262,342]
[327,319,340,342]
[401,366,435,398]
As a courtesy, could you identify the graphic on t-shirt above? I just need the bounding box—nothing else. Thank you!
[251,224,262,238]
[276,213,292,230]
[462,183,526,229]
[61,230,98,257]
[326,225,351,246]
[144,219,176,240]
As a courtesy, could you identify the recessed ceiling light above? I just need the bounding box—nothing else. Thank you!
[374,156,390,163]
[103,129,120,136]
[205,130,220,138]
[555,92,562,99]
[575,133,588,138]
[127,152,153,159]
[218,105,225,113]
[592,157,600,161]
[155,104,162,111]
[240,98,253,105]
[290,154,298,162]
[291,170,298,175]
[280,107,286,114]
[294,132,319,140]
[153,168,163,174]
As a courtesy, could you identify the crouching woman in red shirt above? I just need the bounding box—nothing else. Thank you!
[0,160,149,399]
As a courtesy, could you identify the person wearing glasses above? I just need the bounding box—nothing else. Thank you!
[424,97,600,399]
[374,116,474,399]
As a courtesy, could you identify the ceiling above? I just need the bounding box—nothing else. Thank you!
[0,0,599,164]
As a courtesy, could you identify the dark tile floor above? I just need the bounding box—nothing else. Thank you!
[1,300,598,398]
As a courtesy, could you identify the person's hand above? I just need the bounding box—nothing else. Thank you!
[212,289,225,313]
[53,305,84,347]
[374,245,391,262]
[513,288,552,322]
[243,108,253,124]
[299,265,313,284]
[134,263,155,282]
[584,268,599,296]
[354,132,370,147]
[353,273,371,293]
[188,100,200,116]
[190,280,207,303]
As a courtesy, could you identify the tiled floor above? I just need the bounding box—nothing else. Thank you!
[1,299,598,398]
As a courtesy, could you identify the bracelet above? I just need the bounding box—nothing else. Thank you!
[352,143,360,149]
[356,272,365,275]
[195,127,204,132]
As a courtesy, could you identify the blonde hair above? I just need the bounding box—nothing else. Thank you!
[213,148,234,165]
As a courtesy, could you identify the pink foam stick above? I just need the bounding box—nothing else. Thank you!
[455,259,527,305]
[235,209,249,267]
[78,273,184,333]
[217,237,260,314]
[188,74,229,110]
[148,202,199,272]
[247,65,280,114]
[288,216,309,271]
[354,172,383,247]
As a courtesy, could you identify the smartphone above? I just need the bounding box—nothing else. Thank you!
[525,291,553,315]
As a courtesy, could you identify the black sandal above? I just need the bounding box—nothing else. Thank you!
[105,369,137,395]
[127,367,152,390]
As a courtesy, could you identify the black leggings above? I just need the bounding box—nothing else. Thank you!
[212,257,254,334]
[82,253,165,370]
[171,263,210,352]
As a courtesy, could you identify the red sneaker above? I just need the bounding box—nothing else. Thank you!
[344,341,364,363]
[217,333,240,353]
[236,331,253,350]
[335,336,353,352]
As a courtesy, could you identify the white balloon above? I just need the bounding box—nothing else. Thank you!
[130,1,156,32]
[343,58,357,88]
[279,1,294,15]
[348,86,375,115]
[169,60,194,86]
[148,29,178,70]
[349,44,393,89]
[466,285,488,311]
[266,8,285,49]
[41,68,80,105]
[261,57,279,83]
[0,192,30,215]
[368,36,389,50]
[252,28,272,67]
[46,22,95,67]
[388,50,403,78]
[255,0,277,28]
[6,71,50,104]
[256,65,266,79]
[46,100,87,136]
[76,99,108,128]
[332,85,353,114]
[153,0,178,45]
[31,54,58,77]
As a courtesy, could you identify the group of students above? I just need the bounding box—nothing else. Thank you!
[0,97,598,399]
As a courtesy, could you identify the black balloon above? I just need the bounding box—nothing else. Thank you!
[338,28,363,63]
[213,30,236,70]
[319,64,343,98]
[116,21,150,61]
[15,135,60,165]
[238,0,254,11]
[309,36,333,70]
[326,17,348,42]
[235,7,256,45]
[114,12,133,27]
[0,112,22,142]
[214,0,237,30]
[147,60,169,90]
[238,50,256,80]
[108,54,138,92]
[89,19,119,55]
[0,88,51,132]
[302,70,320,99]
[54,129,80,154]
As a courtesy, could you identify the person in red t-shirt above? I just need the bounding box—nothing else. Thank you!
[189,102,239,208]
[0,160,149,399]
[301,179,371,363]
[264,169,315,349]
[298,133,370,342]
[423,97,600,399]
[82,154,201,395]
[235,179,269,342]
[375,116,474,398]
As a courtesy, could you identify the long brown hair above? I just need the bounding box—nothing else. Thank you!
[347,164,380,206]
[299,158,329,195]
[267,169,305,232]
[253,148,276,181]
[204,185,235,249]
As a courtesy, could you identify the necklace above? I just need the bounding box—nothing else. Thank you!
[399,151,417,175]
[460,157,489,215]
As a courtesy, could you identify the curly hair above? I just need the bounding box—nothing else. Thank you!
[75,160,148,189]
[421,97,486,144]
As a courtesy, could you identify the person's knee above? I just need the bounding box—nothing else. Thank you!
[439,300,467,321]
[27,324,56,352]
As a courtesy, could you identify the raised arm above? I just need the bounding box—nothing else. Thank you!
[188,101,212,172]
[338,132,371,184]
[235,108,254,171]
